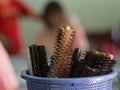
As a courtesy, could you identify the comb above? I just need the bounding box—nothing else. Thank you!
[100,53,116,74]
[28,44,41,76]
[37,46,49,77]
[26,47,33,75]
[69,48,82,77]
[26,44,48,77]
[48,26,75,78]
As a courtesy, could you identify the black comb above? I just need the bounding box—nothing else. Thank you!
[37,46,49,77]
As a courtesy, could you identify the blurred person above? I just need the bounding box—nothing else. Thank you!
[0,42,19,90]
[0,0,39,54]
[36,1,89,58]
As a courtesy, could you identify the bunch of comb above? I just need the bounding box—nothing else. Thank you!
[82,50,116,76]
[48,26,75,78]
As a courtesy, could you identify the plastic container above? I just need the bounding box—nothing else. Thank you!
[21,70,118,90]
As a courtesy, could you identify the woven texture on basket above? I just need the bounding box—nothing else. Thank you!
[26,79,112,90]
[21,70,118,90]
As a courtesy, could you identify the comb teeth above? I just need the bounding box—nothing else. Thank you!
[48,26,75,78]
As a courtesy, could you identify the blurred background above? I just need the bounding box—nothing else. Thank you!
[0,0,120,90]
[22,0,120,45]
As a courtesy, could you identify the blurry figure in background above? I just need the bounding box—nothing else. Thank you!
[0,42,19,90]
[36,1,89,58]
[0,0,39,55]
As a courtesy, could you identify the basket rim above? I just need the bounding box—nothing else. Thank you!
[21,70,118,82]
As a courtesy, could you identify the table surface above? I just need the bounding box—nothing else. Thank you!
[10,55,120,90]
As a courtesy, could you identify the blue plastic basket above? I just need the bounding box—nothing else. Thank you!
[21,70,118,90]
